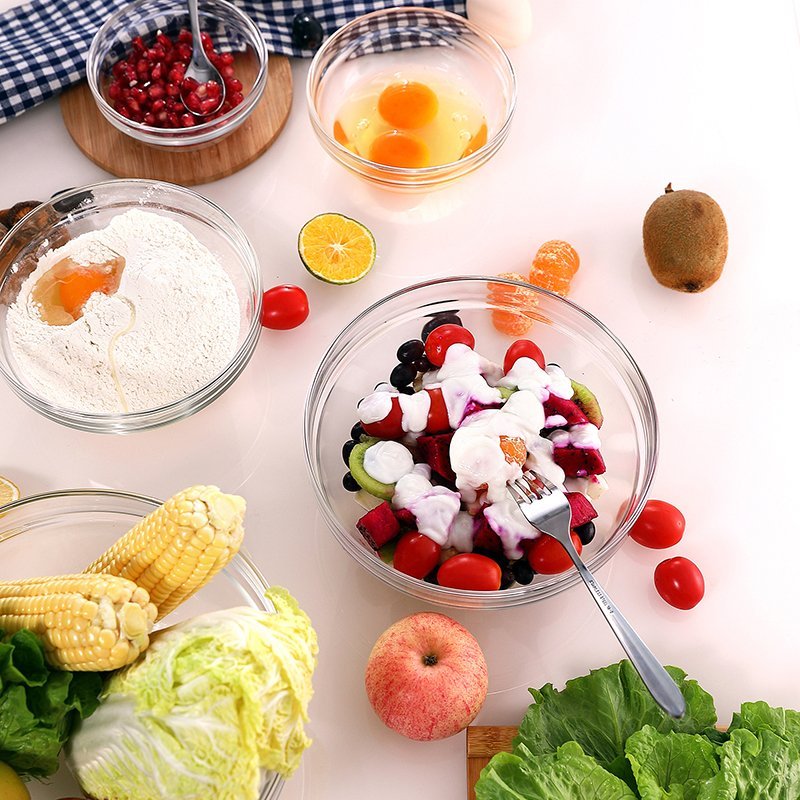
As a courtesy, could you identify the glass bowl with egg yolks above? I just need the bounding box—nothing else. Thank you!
[306,8,516,191]
[304,276,659,610]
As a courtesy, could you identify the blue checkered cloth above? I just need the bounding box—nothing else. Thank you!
[0,0,466,124]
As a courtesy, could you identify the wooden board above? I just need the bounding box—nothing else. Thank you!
[60,53,292,186]
[466,726,517,800]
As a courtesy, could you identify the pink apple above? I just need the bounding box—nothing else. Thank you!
[364,611,488,741]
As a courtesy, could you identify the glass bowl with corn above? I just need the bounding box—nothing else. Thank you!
[0,487,284,800]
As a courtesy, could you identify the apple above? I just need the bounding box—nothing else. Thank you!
[364,612,488,740]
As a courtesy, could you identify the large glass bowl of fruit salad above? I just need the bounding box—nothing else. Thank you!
[0,489,286,800]
[306,7,516,191]
[86,0,267,149]
[0,180,262,433]
[305,276,658,609]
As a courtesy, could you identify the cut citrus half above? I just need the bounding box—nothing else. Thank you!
[488,272,538,336]
[299,213,376,284]
[0,476,20,506]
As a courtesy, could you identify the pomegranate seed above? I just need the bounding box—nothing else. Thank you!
[118,105,132,119]
[157,110,168,123]
[165,97,177,110]
[176,43,192,61]
[166,82,180,97]
[168,66,184,83]
[167,112,180,127]
[195,83,207,98]
[225,78,242,93]
[198,97,218,114]
[148,84,164,100]
[230,91,244,106]
[157,33,172,50]
[148,45,165,61]
[127,98,140,113]
[132,36,146,54]
[221,64,234,78]
[217,52,234,66]
[178,28,193,43]
[151,62,164,81]
[205,80,221,97]
[180,113,197,127]
[182,76,199,91]
[143,112,156,126]
[108,83,121,100]
[184,92,202,112]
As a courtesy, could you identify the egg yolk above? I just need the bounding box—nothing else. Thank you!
[369,131,431,169]
[59,268,117,317]
[377,82,439,129]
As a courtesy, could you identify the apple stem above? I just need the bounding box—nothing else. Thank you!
[422,653,438,667]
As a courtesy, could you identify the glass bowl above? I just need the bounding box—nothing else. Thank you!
[0,489,283,800]
[0,180,262,433]
[86,0,268,150]
[306,7,516,191]
[304,276,658,609]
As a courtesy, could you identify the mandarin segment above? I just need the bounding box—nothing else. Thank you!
[529,240,580,296]
[488,272,538,336]
[499,435,527,466]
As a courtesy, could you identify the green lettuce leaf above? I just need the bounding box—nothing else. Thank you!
[710,728,800,799]
[515,661,717,770]
[625,725,722,800]
[728,701,800,745]
[476,742,638,800]
[0,630,102,778]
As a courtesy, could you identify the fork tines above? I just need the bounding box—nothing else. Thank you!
[508,470,558,503]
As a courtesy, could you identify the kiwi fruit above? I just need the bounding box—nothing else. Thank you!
[642,184,728,292]
[498,386,516,400]
[348,438,396,500]
[570,380,603,428]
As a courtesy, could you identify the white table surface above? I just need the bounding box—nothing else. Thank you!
[2,1,800,798]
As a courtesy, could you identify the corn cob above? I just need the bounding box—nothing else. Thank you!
[86,485,246,620]
[0,573,157,671]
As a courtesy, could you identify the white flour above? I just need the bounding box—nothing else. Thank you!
[6,209,241,413]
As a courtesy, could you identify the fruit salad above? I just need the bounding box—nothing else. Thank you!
[343,315,608,591]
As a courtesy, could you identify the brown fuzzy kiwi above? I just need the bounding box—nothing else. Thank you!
[642,184,728,293]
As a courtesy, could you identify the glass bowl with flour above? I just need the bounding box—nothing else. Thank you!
[0,180,262,433]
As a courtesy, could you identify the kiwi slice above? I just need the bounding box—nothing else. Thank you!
[642,184,728,293]
[498,386,516,400]
[348,438,395,500]
[571,380,603,428]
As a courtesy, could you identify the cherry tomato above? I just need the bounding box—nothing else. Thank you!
[393,532,441,579]
[260,285,309,330]
[630,500,685,549]
[654,557,704,609]
[503,339,546,373]
[437,553,501,591]
[362,395,404,439]
[424,324,475,367]
[425,388,450,433]
[527,533,582,574]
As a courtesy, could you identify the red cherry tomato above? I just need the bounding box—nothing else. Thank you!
[424,324,475,367]
[425,388,450,433]
[654,557,704,609]
[393,532,441,579]
[630,500,685,549]
[503,339,546,373]
[527,533,582,574]
[260,285,309,330]
[361,395,404,440]
[437,553,501,591]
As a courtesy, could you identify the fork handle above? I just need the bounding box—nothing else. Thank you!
[562,537,687,719]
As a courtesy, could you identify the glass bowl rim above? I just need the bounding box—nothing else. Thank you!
[305,5,517,177]
[0,179,263,427]
[86,0,268,138]
[304,274,659,607]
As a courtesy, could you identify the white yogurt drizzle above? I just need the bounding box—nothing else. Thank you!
[392,465,461,547]
[357,392,393,424]
[549,422,601,450]
[363,441,415,484]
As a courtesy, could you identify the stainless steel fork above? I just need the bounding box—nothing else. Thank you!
[508,469,686,718]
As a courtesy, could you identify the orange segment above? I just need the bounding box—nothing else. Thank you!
[488,272,538,336]
[377,82,439,129]
[461,122,488,158]
[369,131,430,168]
[529,240,580,296]
[499,435,527,466]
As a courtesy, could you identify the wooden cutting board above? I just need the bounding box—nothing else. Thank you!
[466,726,518,800]
[60,52,292,186]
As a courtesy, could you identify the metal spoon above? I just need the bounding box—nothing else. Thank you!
[182,0,225,117]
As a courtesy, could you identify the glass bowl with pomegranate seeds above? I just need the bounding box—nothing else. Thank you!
[304,276,659,610]
[86,0,267,149]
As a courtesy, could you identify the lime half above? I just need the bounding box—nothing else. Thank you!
[299,213,376,284]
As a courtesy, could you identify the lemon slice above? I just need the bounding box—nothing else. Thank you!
[0,476,20,507]
[298,213,376,284]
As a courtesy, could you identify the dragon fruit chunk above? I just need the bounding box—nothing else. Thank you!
[357,502,400,550]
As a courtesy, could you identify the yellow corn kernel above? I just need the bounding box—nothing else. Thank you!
[0,573,157,671]
[86,485,245,620]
